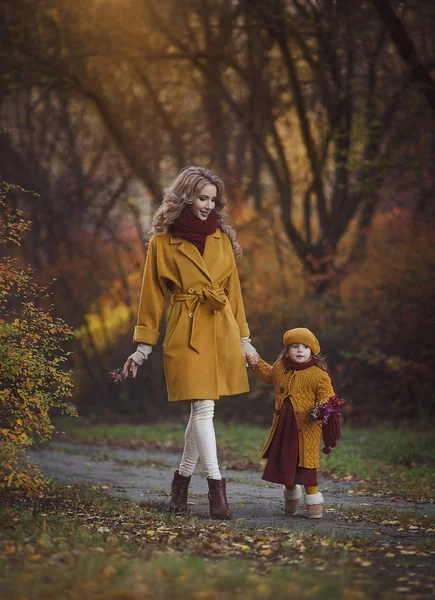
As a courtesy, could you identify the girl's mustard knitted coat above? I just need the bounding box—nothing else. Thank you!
[254,357,335,468]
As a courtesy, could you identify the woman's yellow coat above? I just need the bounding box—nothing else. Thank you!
[133,229,250,401]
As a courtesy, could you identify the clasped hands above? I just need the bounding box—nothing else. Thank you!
[240,337,259,368]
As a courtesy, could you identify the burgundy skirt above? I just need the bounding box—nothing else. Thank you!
[262,398,317,487]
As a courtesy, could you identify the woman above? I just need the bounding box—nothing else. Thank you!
[122,166,257,519]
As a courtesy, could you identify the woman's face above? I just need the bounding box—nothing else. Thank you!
[188,184,217,221]
[287,344,311,363]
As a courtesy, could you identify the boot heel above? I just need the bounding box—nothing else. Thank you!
[207,478,232,520]
[169,470,191,513]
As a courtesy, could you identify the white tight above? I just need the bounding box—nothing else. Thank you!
[178,400,222,480]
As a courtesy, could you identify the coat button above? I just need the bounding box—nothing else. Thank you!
[188,312,194,318]
[295,410,299,414]
[188,288,194,294]
[279,387,284,393]
[275,409,281,415]
[284,369,289,374]
[297,428,301,432]
[206,283,212,289]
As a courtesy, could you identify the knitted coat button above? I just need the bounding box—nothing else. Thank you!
[275,409,281,415]
[284,369,289,374]
[279,387,284,393]
[188,288,194,293]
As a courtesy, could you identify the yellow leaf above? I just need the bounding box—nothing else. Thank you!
[29,554,42,562]
[355,557,372,567]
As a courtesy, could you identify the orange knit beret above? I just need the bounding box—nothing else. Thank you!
[283,327,320,356]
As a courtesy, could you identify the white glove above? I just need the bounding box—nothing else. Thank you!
[241,337,258,367]
[128,343,152,366]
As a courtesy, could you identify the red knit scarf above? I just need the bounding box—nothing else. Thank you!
[171,209,218,255]
[282,355,337,392]
[282,356,316,371]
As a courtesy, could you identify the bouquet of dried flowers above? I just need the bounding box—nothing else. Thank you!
[310,395,346,424]
[310,395,346,454]
[109,368,123,384]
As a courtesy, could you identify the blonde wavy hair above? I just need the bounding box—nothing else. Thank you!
[148,166,242,257]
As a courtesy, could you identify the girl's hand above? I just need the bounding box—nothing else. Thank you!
[246,352,259,369]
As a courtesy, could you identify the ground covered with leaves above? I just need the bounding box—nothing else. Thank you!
[1,483,434,600]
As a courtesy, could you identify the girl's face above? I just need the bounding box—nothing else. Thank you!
[287,344,311,363]
[188,184,217,221]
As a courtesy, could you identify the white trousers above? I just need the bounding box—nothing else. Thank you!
[178,400,222,480]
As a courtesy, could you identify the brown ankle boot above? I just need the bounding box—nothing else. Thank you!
[169,470,191,513]
[207,478,232,520]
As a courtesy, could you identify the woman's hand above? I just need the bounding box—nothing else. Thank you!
[122,357,139,379]
[122,344,152,379]
[245,352,259,369]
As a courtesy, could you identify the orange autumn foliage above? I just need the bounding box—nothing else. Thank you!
[337,208,435,420]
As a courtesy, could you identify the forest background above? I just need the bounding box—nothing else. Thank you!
[1,0,434,427]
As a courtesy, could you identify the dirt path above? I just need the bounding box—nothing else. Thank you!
[30,441,435,543]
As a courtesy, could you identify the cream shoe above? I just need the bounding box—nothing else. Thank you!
[305,491,324,519]
[283,484,302,516]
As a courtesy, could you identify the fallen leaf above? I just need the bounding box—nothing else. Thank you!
[355,558,372,567]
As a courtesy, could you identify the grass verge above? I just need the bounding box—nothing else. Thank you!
[1,484,434,600]
[328,504,435,529]
[321,427,435,501]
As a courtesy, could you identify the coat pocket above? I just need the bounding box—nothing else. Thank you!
[163,306,182,350]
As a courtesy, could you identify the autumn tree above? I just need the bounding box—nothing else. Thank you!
[140,0,435,291]
[0,88,150,411]
[1,0,434,419]
[2,0,434,293]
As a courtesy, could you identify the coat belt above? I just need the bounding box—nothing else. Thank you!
[171,285,228,353]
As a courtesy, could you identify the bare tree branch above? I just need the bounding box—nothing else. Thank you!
[372,0,435,112]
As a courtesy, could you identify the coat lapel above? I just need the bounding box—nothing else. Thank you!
[170,232,212,282]
[203,229,223,280]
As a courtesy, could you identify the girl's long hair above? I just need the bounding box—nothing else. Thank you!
[278,347,328,372]
[148,166,242,257]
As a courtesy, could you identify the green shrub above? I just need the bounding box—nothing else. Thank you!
[0,183,76,492]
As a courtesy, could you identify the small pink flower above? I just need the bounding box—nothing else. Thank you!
[109,368,123,384]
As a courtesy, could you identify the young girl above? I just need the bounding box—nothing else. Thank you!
[246,327,341,519]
